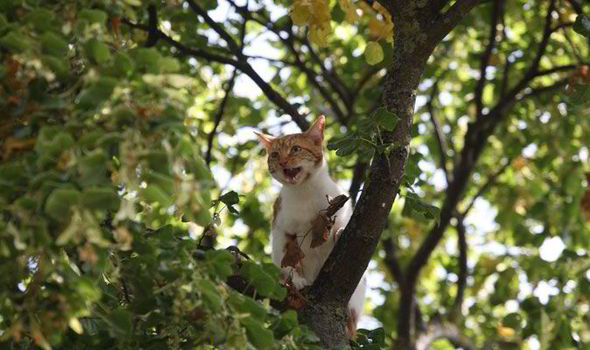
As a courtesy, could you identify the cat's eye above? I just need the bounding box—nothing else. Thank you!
[270,151,279,158]
[291,146,301,153]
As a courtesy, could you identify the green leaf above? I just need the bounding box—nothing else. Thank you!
[205,250,235,279]
[82,187,120,211]
[40,32,68,57]
[402,192,440,223]
[141,184,174,208]
[77,277,102,302]
[364,41,384,65]
[108,309,132,337]
[160,57,181,73]
[42,55,70,79]
[113,52,134,76]
[228,293,267,320]
[25,8,55,32]
[77,77,117,109]
[143,171,176,196]
[573,14,590,38]
[85,38,112,65]
[240,316,275,350]
[374,107,399,131]
[133,47,162,73]
[240,261,276,297]
[0,31,30,52]
[335,138,360,157]
[273,310,298,338]
[219,191,239,206]
[79,9,107,25]
[44,188,81,221]
[199,279,223,312]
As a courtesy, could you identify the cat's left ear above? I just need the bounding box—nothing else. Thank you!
[306,115,325,145]
[254,131,275,150]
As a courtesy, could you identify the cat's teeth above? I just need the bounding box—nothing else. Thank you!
[283,167,302,179]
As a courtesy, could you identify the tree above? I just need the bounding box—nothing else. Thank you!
[1,0,590,349]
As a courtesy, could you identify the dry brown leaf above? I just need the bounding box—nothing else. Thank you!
[285,277,306,310]
[281,234,304,268]
[310,213,332,248]
[2,136,36,160]
[309,195,349,248]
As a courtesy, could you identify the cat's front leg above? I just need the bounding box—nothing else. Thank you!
[271,229,310,290]
[283,266,310,290]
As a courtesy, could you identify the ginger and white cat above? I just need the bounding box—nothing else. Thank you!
[256,115,366,337]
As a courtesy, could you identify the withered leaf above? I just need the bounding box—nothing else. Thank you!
[285,278,306,310]
[281,235,304,268]
[309,195,349,248]
[310,213,333,248]
[325,194,349,217]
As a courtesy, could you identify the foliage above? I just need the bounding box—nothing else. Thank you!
[0,0,589,349]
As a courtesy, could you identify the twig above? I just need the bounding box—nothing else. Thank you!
[461,158,511,216]
[383,237,404,287]
[474,0,503,118]
[449,214,467,321]
[205,70,238,166]
[426,79,451,183]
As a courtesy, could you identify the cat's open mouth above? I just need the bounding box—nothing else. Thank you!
[283,167,302,180]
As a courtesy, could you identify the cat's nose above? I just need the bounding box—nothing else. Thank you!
[279,161,287,167]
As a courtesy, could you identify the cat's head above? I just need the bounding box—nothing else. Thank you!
[255,116,325,186]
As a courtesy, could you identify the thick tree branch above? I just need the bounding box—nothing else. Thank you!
[398,0,558,341]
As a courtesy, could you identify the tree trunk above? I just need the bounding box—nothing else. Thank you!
[299,28,431,349]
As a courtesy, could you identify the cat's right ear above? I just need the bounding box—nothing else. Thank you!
[254,131,275,150]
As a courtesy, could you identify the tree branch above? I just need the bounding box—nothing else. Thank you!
[461,158,511,216]
[232,2,350,124]
[383,237,404,287]
[205,70,238,166]
[415,318,476,350]
[186,0,242,55]
[397,0,558,341]
[449,215,467,321]
[426,79,451,183]
[123,8,309,130]
[474,0,502,118]
[429,0,483,44]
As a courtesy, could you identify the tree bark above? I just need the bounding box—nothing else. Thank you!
[299,15,433,348]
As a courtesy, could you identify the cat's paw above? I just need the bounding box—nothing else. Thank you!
[290,274,310,290]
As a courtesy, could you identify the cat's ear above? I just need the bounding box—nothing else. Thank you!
[254,131,275,149]
[305,115,325,145]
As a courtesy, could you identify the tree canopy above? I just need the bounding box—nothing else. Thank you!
[1,0,590,349]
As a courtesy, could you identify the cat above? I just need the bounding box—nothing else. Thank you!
[255,115,367,337]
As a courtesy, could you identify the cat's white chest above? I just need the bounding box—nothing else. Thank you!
[275,194,328,236]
